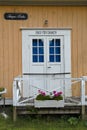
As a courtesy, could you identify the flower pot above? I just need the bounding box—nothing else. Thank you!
[0,88,7,94]
[34,100,64,108]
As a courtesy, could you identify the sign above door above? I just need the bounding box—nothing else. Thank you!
[35,30,57,35]
[4,13,28,20]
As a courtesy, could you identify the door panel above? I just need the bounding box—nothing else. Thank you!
[29,37,46,73]
[46,75,64,94]
[47,37,64,74]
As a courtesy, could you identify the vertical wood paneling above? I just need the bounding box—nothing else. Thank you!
[62,7,68,27]
[8,21,14,97]
[42,6,48,27]
[6,7,14,97]
[77,8,83,77]
[72,7,78,78]
[3,20,9,97]
[82,8,87,75]
[72,8,82,96]
[57,7,63,27]
[66,7,73,27]
[0,9,4,87]
[32,6,40,27]
[71,7,79,95]
[82,7,87,94]
[28,7,33,27]
[47,6,58,27]
[18,28,22,75]
[13,21,19,77]
[0,6,87,97]
[37,7,43,27]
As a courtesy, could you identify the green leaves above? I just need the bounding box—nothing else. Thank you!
[36,94,51,100]
[68,117,79,126]
[0,88,5,92]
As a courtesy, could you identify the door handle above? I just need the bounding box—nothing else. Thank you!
[48,66,51,68]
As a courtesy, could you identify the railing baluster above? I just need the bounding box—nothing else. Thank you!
[13,80,18,106]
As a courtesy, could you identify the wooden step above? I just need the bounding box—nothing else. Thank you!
[17,106,81,115]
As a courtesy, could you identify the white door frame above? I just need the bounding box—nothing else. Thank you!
[22,28,71,74]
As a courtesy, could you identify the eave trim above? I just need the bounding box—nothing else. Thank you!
[0,1,87,6]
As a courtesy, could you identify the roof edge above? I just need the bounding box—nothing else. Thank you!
[0,1,87,6]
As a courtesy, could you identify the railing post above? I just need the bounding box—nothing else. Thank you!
[13,79,17,121]
[81,77,86,120]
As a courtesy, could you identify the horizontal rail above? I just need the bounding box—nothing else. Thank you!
[14,76,82,81]
[23,73,71,75]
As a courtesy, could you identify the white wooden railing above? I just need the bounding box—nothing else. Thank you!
[13,75,87,108]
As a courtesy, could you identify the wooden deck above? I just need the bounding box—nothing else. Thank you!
[13,96,87,121]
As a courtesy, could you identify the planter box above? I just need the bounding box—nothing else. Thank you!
[34,100,64,108]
